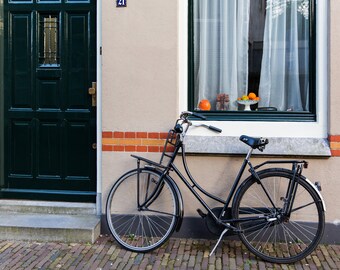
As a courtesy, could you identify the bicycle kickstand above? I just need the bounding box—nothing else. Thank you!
[209,227,229,256]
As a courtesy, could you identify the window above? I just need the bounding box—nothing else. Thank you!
[39,14,59,66]
[188,0,315,121]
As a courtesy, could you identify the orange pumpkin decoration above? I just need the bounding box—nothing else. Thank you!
[198,99,211,111]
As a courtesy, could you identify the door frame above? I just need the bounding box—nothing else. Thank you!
[96,0,102,215]
[0,0,102,209]
[0,0,4,192]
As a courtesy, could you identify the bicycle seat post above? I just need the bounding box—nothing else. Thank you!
[245,147,254,162]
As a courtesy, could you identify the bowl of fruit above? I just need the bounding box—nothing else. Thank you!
[237,93,260,111]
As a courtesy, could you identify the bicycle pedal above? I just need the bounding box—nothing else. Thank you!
[197,209,207,218]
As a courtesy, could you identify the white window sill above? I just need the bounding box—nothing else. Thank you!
[184,135,331,157]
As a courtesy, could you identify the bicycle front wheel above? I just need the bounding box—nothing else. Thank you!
[232,169,325,264]
[106,169,179,252]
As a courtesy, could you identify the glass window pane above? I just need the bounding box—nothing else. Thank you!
[192,0,311,113]
[39,14,59,66]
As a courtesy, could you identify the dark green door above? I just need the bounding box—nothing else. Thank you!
[2,0,97,202]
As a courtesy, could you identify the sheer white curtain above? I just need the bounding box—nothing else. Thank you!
[258,0,310,111]
[194,0,250,110]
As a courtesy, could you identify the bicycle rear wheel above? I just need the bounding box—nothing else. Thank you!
[232,169,325,264]
[106,168,179,252]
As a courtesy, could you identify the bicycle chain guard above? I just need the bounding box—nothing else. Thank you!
[205,207,235,236]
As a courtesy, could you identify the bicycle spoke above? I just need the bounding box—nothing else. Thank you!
[144,208,176,217]
[106,169,178,252]
[233,170,324,263]
[283,221,313,244]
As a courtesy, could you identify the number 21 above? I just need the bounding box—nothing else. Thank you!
[117,0,126,6]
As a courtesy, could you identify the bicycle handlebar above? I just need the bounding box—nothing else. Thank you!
[179,111,222,134]
[180,111,206,120]
[207,125,223,133]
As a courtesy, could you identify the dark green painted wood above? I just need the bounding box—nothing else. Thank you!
[0,0,4,189]
[3,0,96,202]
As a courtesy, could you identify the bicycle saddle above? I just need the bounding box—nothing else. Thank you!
[239,135,269,150]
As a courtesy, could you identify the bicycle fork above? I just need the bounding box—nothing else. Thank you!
[136,160,169,210]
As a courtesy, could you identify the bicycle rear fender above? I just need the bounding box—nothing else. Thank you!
[303,177,326,212]
[233,168,326,212]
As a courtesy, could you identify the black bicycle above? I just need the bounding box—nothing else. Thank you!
[106,111,326,264]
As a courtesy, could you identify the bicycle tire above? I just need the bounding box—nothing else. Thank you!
[232,168,325,264]
[106,168,179,252]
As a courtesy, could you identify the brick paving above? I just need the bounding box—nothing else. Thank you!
[0,235,339,270]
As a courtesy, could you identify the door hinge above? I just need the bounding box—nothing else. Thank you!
[92,143,97,150]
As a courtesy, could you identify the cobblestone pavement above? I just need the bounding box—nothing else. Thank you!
[0,235,339,270]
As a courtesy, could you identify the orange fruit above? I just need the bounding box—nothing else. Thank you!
[198,99,211,111]
[255,97,260,101]
[248,92,257,100]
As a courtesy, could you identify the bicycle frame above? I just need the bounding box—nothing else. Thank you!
[107,112,325,263]
[170,143,285,230]
[135,125,308,233]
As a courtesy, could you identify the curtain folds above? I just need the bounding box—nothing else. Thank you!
[194,0,250,110]
[258,0,309,111]
[194,0,310,112]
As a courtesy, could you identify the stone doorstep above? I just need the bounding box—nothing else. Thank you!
[0,213,101,243]
[0,200,101,243]
[0,199,97,215]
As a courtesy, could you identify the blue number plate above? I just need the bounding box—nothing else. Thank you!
[116,0,126,7]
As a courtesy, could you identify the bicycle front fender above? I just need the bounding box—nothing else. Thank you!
[165,174,184,232]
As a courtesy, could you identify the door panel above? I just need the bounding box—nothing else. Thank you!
[37,121,61,177]
[10,13,34,109]
[37,77,61,109]
[3,0,97,202]
[64,120,92,179]
[9,120,34,177]
[67,12,92,109]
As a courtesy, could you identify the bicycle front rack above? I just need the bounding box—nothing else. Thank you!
[159,129,180,167]
[131,129,180,170]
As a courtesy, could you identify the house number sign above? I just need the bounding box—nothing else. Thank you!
[116,0,127,7]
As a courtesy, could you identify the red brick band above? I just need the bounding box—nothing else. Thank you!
[102,131,173,152]
[103,132,340,156]
[329,135,340,157]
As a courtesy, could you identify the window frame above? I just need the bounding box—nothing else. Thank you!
[187,0,317,122]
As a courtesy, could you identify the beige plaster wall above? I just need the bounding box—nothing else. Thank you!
[102,0,178,132]
[103,152,340,224]
[330,0,340,135]
[101,0,340,226]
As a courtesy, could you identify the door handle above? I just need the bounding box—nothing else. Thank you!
[88,82,97,107]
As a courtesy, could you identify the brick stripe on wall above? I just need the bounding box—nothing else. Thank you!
[102,131,175,152]
[103,132,340,156]
[329,135,340,156]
